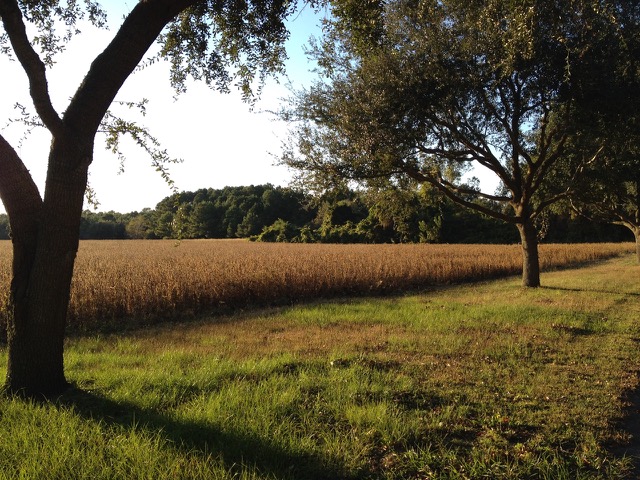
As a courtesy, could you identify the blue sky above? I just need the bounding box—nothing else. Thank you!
[0,2,325,213]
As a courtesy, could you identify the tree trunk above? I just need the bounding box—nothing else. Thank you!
[5,138,89,397]
[635,227,640,264]
[517,219,541,288]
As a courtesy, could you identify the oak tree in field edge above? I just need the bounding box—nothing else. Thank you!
[281,0,634,287]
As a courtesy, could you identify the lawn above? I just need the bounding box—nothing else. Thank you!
[0,254,638,479]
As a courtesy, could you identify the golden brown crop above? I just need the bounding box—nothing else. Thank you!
[0,240,633,335]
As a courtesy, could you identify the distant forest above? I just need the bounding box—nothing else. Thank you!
[0,184,631,243]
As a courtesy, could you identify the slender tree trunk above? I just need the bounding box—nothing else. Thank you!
[517,218,541,287]
[5,137,89,397]
[635,226,640,264]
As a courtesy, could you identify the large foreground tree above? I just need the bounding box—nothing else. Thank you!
[282,0,631,287]
[0,0,310,396]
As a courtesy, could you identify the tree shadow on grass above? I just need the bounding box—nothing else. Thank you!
[541,286,640,297]
[54,386,354,480]
[610,369,640,478]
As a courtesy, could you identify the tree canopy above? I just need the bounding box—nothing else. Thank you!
[561,0,640,262]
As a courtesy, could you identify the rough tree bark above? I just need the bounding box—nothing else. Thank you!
[2,136,90,395]
[517,218,541,288]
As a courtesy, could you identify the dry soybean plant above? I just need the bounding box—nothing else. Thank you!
[0,240,633,335]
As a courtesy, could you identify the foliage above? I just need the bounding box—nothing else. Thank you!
[149,184,314,239]
[564,3,640,258]
[253,218,301,242]
[79,211,129,240]
[68,181,632,243]
[0,215,9,240]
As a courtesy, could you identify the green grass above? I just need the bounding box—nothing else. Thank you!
[0,255,639,479]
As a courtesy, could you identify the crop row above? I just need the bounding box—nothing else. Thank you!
[0,240,633,335]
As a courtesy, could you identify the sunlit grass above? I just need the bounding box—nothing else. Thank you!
[1,254,638,478]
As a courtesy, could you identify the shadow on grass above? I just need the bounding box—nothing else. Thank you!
[607,335,640,476]
[54,386,354,480]
[611,370,640,478]
[541,286,640,297]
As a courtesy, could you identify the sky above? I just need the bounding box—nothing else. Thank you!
[0,2,325,213]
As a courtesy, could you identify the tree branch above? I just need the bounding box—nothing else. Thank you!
[531,191,569,219]
[528,134,567,194]
[0,133,43,241]
[0,0,64,135]
[64,0,200,136]
[429,116,514,189]
[405,166,515,223]
[438,177,511,203]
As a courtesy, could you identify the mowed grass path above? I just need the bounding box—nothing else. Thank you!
[1,255,639,479]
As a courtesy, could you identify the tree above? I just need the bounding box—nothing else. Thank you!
[563,1,640,262]
[126,209,157,239]
[281,0,628,287]
[0,0,310,396]
[569,136,640,262]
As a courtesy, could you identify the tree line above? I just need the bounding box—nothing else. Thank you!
[0,183,627,244]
